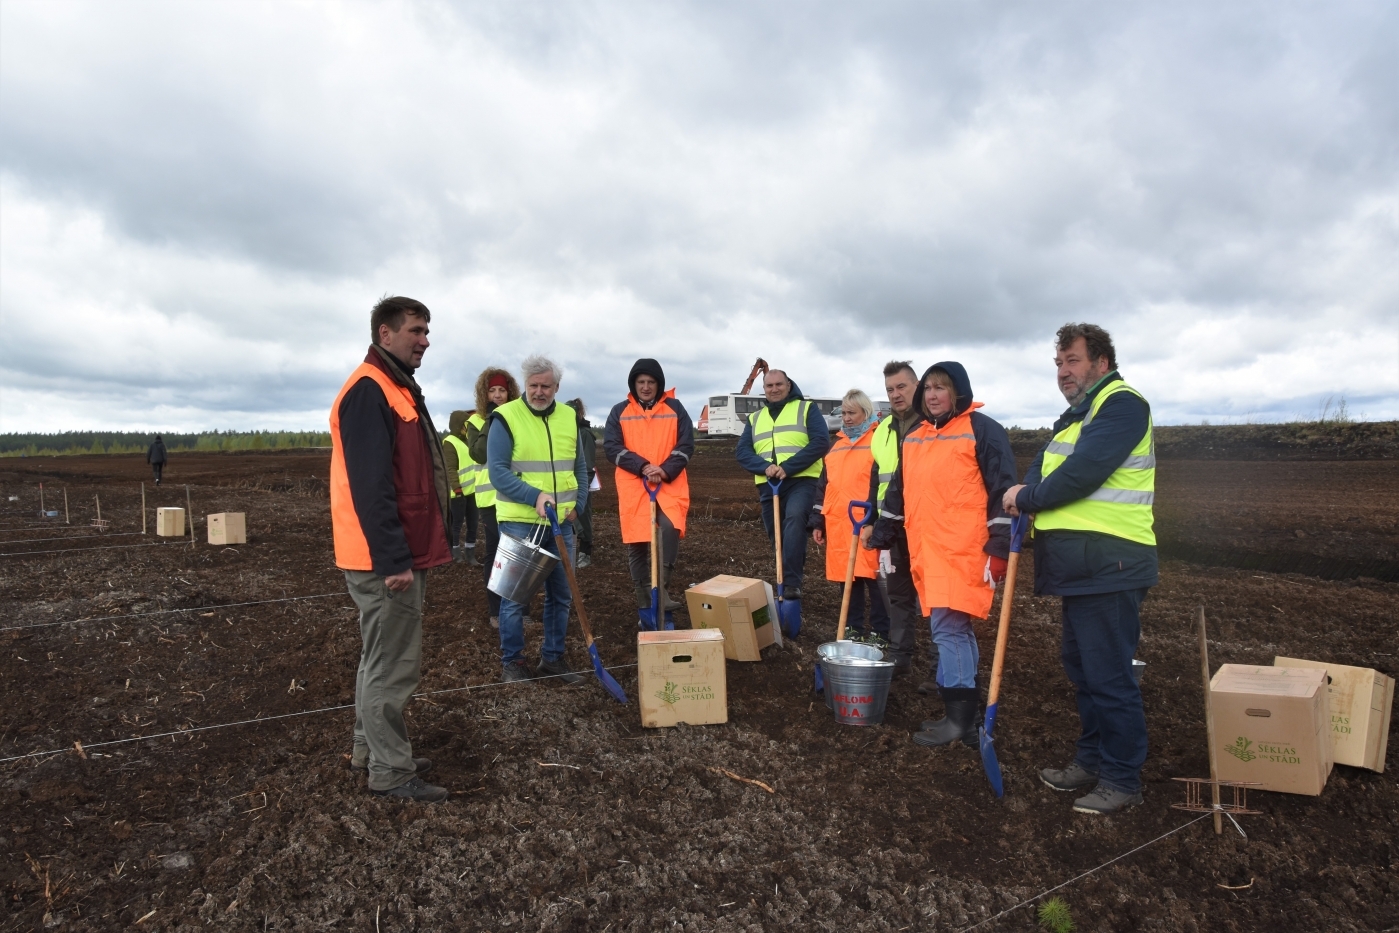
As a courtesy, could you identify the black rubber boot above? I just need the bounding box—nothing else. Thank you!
[634,584,653,610]
[913,688,980,748]
[661,565,682,611]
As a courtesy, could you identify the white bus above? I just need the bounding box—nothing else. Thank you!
[699,395,891,437]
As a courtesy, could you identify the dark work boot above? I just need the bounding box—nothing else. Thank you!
[634,584,654,610]
[661,565,682,611]
[913,688,980,748]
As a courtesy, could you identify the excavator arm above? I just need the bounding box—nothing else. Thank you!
[738,358,769,394]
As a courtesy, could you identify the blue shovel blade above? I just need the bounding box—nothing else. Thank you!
[588,642,628,704]
[813,663,824,694]
[979,704,1003,797]
[663,610,676,631]
[778,599,802,639]
[637,607,658,631]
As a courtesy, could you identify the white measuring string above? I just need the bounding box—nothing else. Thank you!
[956,811,1213,932]
[0,541,185,558]
[1,592,347,632]
[0,532,147,545]
[0,663,640,764]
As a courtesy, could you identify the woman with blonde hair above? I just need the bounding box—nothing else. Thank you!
[809,388,889,644]
[467,366,520,629]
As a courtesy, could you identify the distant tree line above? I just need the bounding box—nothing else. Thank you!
[0,431,333,457]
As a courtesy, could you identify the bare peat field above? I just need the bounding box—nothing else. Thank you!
[1,436,1395,932]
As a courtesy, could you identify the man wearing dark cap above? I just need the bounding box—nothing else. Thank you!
[603,359,696,614]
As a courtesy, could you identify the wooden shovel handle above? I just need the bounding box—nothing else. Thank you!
[836,531,859,641]
[984,549,1019,710]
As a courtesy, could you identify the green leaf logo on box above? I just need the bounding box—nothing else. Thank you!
[1223,736,1257,763]
[656,681,681,706]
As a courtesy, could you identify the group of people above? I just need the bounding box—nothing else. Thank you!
[331,296,1156,818]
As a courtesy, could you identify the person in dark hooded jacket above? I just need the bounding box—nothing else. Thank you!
[735,369,831,602]
[146,435,167,485]
[869,362,1018,748]
[604,359,695,611]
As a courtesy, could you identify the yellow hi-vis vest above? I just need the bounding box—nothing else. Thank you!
[467,412,495,508]
[747,398,824,483]
[871,414,900,513]
[1034,379,1156,546]
[491,398,579,525]
[443,434,474,499]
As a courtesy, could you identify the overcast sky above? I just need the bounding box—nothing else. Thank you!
[2,0,1396,432]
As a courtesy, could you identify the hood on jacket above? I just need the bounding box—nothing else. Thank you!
[918,361,974,425]
[473,367,520,415]
[627,359,666,406]
[448,410,469,435]
[765,373,805,415]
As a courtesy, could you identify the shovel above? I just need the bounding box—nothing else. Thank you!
[979,512,1029,797]
[638,479,675,632]
[815,499,875,695]
[767,478,803,639]
[545,502,627,704]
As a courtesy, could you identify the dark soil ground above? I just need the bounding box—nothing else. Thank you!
[1,433,1395,932]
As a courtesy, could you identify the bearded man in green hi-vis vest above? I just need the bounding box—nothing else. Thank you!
[486,354,590,686]
[1003,323,1157,816]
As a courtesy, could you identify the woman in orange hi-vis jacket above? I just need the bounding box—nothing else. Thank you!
[809,389,888,643]
[602,359,696,614]
[867,362,1019,750]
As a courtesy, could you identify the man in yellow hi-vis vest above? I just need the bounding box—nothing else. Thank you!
[442,409,478,563]
[486,354,589,685]
[735,368,831,604]
[1004,324,1157,817]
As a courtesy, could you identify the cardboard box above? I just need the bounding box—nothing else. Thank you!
[637,629,727,728]
[155,507,185,537]
[1274,656,1394,773]
[1210,664,1332,795]
[686,575,774,661]
[207,512,247,545]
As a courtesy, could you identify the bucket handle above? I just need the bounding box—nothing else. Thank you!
[529,523,549,548]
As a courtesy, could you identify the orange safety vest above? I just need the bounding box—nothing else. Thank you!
[615,389,690,545]
[822,424,879,583]
[329,361,419,570]
[901,403,994,620]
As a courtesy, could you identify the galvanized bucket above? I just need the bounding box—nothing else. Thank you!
[488,525,559,604]
[822,654,895,726]
[818,641,884,710]
[1131,658,1146,685]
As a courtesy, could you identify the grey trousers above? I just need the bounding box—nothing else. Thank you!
[627,510,679,590]
[346,569,425,792]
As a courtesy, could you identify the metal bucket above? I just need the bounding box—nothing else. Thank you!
[818,641,884,709]
[1131,659,1146,685]
[822,654,895,726]
[487,525,559,605]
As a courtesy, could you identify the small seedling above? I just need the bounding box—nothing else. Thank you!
[1037,897,1075,933]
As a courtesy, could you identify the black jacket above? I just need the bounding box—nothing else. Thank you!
[603,359,696,480]
[146,438,167,464]
[1014,371,1158,596]
[870,362,1018,560]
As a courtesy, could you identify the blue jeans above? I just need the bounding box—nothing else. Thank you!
[759,478,817,594]
[929,608,979,689]
[1061,588,1149,794]
[497,520,575,667]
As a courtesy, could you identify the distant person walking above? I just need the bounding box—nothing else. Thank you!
[467,368,520,629]
[146,435,167,485]
[329,296,453,803]
[735,369,831,610]
[603,359,695,614]
[1003,323,1157,816]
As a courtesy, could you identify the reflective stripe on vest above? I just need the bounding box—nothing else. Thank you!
[492,398,579,525]
[871,415,900,510]
[443,434,474,498]
[748,398,824,483]
[1034,380,1156,545]
[616,389,691,545]
[467,412,496,507]
[329,362,418,571]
